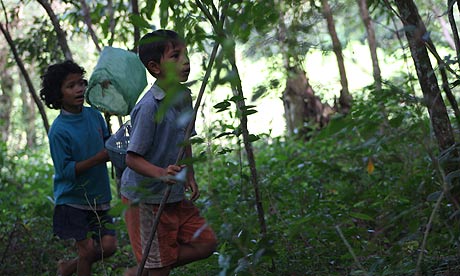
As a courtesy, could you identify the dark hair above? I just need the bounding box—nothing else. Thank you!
[40,60,85,110]
[138,29,185,72]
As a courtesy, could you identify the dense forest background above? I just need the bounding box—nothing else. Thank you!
[2,0,460,275]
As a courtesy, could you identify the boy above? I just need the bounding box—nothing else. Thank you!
[40,60,117,276]
[121,30,217,276]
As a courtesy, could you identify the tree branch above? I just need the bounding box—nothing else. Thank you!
[36,0,73,60]
[0,22,50,133]
[79,0,101,52]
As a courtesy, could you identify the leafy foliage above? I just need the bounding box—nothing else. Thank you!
[2,79,460,275]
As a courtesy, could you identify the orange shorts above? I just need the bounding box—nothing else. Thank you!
[122,196,216,268]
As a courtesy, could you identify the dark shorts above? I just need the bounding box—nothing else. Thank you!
[53,204,116,241]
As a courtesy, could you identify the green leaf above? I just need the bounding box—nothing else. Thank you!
[129,14,151,29]
[350,212,374,221]
[248,134,260,142]
[426,191,442,202]
[214,101,231,112]
[242,109,257,116]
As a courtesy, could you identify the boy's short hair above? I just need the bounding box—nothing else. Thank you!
[138,29,185,72]
[40,60,85,110]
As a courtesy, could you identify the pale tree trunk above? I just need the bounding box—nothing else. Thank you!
[283,67,333,135]
[0,22,50,133]
[0,50,13,144]
[357,0,382,91]
[277,6,333,137]
[430,1,455,49]
[321,0,352,114]
[20,74,36,148]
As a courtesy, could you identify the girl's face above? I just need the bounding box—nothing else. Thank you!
[60,73,86,113]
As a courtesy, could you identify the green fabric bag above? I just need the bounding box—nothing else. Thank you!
[86,46,147,116]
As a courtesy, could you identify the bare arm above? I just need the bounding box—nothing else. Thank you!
[185,145,200,201]
[125,151,182,183]
[75,149,109,176]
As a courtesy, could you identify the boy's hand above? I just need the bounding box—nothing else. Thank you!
[185,179,200,201]
[162,165,185,184]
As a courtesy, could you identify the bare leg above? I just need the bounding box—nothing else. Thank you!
[75,238,95,276]
[57,258,78,276]
[147,266,171,276]
[173,241,216,267]
[124,265,149,276]
[143,241,215,276]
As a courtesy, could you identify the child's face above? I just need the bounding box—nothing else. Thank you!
[157,43,190,83]
[60,73,86,113]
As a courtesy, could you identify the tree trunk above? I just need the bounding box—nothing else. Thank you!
[394,0,456,152]
[321,0,352,114]
[448,0,460,67]
[20,74,36,148]
[277,6,333,137]
[394,0,460,211]
[430,1,455,50]
[227,38,267,236]
[36,0,73,60]
[132,0,140,53]
[0,51,13,144]
[79,0,101,52]
[357,0,382,91]
[106,0,116,46]
[283,67,334,136]
[0,23,50,133]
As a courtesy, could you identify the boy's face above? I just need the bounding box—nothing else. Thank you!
[153,43,190,83]
[60,73,86,113]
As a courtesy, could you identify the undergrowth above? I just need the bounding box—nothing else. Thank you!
[1,83,460,275]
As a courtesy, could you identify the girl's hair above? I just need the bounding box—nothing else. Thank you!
[138,29,185,74]
[40,60,85,110]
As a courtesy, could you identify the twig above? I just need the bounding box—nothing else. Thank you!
[415,190,444,276]
[84,193,108,276]
[335,225,368,275]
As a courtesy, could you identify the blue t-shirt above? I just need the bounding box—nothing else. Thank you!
[48,106,111,205]
[121,84,195,204]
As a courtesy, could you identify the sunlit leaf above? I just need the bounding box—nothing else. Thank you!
[367,158,374,174]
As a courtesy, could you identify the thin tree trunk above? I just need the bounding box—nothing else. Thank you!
[0,53,13,144]
[195,0,267,235]
[79,0,101,52]
[131,0,140,52]
[20,74,36,147]
[106,0,116,46]
[227,37,267,235]
[36,0,73,60]
[431,1,455,50]
[394,0,455,152]
[0,22,50,133]
[357,0,382,91]
[321,0,352,114]
[448,0,460,68]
